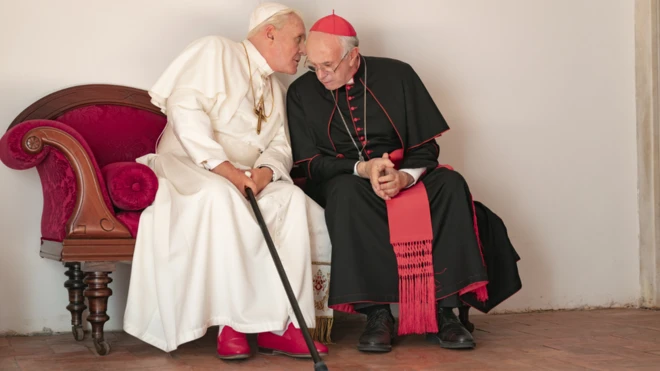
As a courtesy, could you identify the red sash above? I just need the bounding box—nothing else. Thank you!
[386,150,487,335]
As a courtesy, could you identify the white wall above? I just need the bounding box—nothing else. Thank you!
[0,0,639,334]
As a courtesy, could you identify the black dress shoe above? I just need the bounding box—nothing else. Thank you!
[426,308,475,349]
[357,307,395,352]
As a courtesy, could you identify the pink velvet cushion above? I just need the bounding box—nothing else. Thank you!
[102,162,158,211]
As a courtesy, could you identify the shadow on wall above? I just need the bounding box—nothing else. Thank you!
[438,126,540,314]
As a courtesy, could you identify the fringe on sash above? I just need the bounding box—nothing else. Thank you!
[393,239,438,335]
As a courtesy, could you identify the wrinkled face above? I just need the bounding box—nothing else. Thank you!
[305,31,359,90]
[267,14,307,74]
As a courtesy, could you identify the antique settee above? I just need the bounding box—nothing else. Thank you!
[0,84,170,355]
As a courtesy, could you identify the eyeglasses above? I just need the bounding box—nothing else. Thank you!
[304,51,349,74]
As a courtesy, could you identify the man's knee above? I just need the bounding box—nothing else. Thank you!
[200,176,237,201]
[280,182,307,204]
[260,182,308,207]
[427,168,469,194]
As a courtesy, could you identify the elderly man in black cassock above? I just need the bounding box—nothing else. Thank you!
[287,12,522,353]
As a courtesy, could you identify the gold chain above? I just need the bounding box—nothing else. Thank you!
[242,42,274,134]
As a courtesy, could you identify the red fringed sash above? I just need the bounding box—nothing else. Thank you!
[386,183,438,335]
[386,150,487,335]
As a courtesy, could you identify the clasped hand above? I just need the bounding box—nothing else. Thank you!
[357,153,413,201]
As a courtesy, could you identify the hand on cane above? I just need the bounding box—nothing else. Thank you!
[210,161,257,198]
[247,167,273,195]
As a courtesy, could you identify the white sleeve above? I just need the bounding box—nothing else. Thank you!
[253,122,292,182]
[400,168,426,188]
[167,89,229,169]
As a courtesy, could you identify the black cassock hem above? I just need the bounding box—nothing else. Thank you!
[327,272,489,307]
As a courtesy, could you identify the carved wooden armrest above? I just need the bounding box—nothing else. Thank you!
[22,125,132,242]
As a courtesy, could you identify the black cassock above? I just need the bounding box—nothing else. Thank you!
[287,56,521,313]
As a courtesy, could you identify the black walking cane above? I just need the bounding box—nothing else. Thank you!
[245,185,329,371]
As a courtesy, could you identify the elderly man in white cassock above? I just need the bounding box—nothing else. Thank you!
[122,2,331,360]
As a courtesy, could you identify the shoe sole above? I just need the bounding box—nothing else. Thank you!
[216,353,251,360]
[258,347,328,358]
[425,334,475,349]
[357,343,392,353]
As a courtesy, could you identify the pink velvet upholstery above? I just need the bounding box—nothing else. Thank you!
[102,162,158,211]
[37,150,78,242]
[56,105,166,167]
[0,119,51,170]
[0,120,115,242]
[116,211,141,238]
[1,105,166,242]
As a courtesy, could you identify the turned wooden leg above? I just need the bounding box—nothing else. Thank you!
[64,262,86,341]
[459,306,475,333]
[83,271,112,355]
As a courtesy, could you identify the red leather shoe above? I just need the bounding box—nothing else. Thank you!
[216,326,250,360]
[257,323,329,358]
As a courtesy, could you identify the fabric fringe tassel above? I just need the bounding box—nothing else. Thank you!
[459,281,489,302]
[393,240,438,336]
[311,316,334,344]
[476,286,488,301]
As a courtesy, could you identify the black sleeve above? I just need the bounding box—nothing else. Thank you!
[401,63,449,170]
[287,83,356,182]
[400,140,439,171]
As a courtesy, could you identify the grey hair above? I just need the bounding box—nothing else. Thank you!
[338,35,359,55]
[247,9,304,39]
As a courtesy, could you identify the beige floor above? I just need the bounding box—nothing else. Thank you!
[1,309,660,370]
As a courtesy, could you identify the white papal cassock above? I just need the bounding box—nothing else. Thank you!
[122,36,333,352]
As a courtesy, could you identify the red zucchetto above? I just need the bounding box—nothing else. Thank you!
[310,10,357,36]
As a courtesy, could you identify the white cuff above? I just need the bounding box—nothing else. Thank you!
[400,168,426,188]
[258,165,278,182]
[202,159,225,171]
[353,161,360,176]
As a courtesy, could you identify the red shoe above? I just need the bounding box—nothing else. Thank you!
[257,323,329,358]
[216,326,250,360]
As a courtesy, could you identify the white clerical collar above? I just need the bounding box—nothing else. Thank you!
[343,56,361,86]
[242,40,274,77]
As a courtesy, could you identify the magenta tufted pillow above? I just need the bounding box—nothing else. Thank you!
[102,162,158,211]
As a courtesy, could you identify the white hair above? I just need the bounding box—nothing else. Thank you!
[338,35,359,55]
[247,9,304,39]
